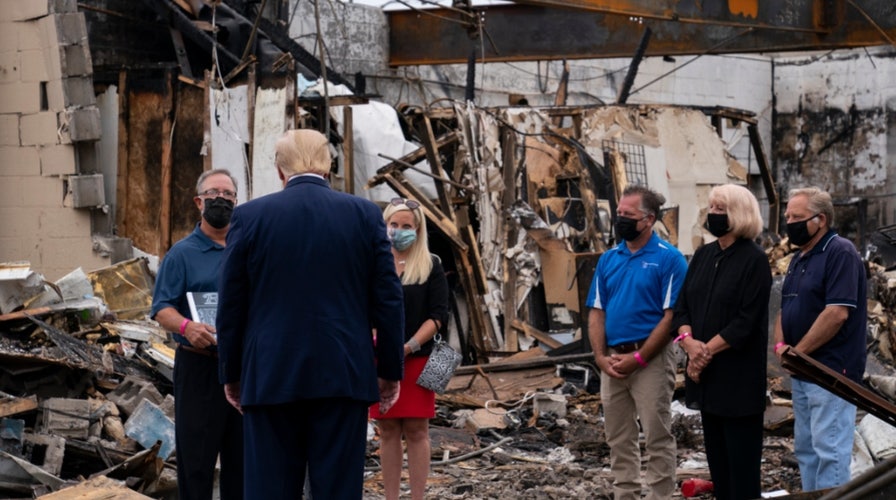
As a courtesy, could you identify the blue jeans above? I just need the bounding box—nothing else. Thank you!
[791,378,856,491]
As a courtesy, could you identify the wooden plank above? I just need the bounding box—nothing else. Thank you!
[115,70,129,239]
[246,63,257,195]
[0,394,38,418]
[502,126,519,351]
[158,70,174,258]
[510,319,562,349]
[366,132,459,189]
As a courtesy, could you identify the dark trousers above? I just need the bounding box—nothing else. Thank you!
[243,398,369,500]
[701,411,764,500]
[174,348,244,500]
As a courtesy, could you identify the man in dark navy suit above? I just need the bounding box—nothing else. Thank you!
[216,129,404,499]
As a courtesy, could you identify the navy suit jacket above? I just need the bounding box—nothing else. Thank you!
[216,175,405,406]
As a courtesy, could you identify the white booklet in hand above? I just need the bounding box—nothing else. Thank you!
[186,291,218,334]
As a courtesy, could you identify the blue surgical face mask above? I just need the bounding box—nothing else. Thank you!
[388,228,417,251]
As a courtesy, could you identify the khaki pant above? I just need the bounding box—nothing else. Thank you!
[600,342,676,500]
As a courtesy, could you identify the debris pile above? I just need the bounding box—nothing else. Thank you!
[0,212,896,499]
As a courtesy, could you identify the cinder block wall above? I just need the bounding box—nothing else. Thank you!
[0,0,108,280]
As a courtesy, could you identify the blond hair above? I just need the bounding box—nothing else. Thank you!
[275,129,331,177]
[708,184,764,239]
[383,201,432,285]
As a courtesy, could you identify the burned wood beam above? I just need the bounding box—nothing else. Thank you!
[781,347,896,428]
[388,4,896,65]
[137,0,242,70]
[510,320,562,349]
[366,132,459,189]
[225,0,355,88]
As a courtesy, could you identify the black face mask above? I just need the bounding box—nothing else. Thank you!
[203,197,234,229]
[705,213,731,238]
[786,214,819,246]
[614,216,644,242]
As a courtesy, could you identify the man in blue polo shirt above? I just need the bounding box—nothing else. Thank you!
[774,186,866,491]
[151,169,243,500]
[586,185,687,500]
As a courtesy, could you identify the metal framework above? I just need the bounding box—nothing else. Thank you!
[388,0,896,65]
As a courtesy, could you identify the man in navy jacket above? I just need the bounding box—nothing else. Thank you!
[216,129,404,499]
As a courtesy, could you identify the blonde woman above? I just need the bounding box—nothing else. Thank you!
[370,198,449,500]
[672,184,772,500]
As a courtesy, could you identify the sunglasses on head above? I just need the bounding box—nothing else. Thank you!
[390,197,420,210]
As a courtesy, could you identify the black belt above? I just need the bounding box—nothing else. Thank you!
[609,340,647,354]
[178,344,219,358]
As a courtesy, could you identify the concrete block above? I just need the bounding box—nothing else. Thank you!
[62,76,96,107]
[0,51,19,83]
[64,106,101,141]
[49,0,77,13]
[0,146,39,176]
[39,143,76,176]
[41,236,110,280]
[0,23,16,50]
[0,81,41,114]
[53,13,88,46]
[20,112,59,146]
[46,79,64,111]
[38,15,59,50]
[107,376,164,417]
[23,433,65,476]
[0,114,19,146]
[532,393,568,418]
[70,173,104,207]
[21,176,65,207]
[18,21,42,50]
[58,43,92,77]
[124,399,176,460]
[0,0,49,21]
[0,178,24,207]
[38,208,94,237]
[38,398,90,439]
[20,49,49,82]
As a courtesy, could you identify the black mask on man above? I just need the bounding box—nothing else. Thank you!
[786,215,819,246]
[614,216,644,242]
[705,213,731,238]
[203,197,234,229]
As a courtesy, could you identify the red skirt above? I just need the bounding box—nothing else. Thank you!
[369,355,435,419]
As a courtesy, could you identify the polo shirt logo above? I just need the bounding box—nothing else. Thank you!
[642,261,659,268]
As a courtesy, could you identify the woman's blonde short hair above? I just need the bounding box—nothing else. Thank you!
[275,129,331,177]
[383,200,432,285]
[709,184,764,240]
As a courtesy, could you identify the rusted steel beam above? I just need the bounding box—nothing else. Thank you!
[388,4,896,66]
[510,0,833,32]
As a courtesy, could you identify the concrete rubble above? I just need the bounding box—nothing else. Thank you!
[0,231,894,498]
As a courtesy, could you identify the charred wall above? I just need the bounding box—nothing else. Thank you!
[773,47,896,246]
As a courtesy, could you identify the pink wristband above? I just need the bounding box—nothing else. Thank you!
[633,351,648,367]
[774,341,786,352]
[674,331,692,343]
[179,318,191,335]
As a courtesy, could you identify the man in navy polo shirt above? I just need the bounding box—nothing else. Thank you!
[774,186,866,491]
[586,185,687,500]
[151,169,244,500]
